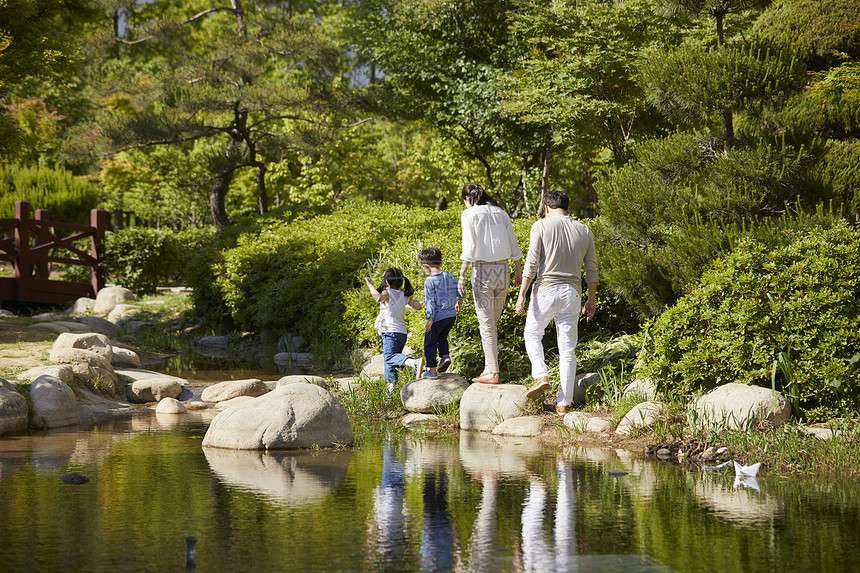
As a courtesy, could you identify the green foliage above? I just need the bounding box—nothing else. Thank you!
[637,40,805,136]
[102,226,214,294]
[820,139,860,220]
[0,164,101,224]
[637,224,860,420]
[593,131,841,317]
[753,0,860,64]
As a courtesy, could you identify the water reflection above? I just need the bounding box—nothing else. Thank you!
[2,415,859,573]
[203,448,352,507]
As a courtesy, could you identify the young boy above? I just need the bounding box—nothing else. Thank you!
[419,247,461,377]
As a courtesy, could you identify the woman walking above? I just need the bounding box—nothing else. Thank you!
[458,183,522,384]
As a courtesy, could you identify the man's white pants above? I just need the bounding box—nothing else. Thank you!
[524,284,581,407]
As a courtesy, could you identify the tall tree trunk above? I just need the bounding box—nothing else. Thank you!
[540,140,553,211]
[521,155,530,214]
[209,134,242,231]
[256,163,268,214]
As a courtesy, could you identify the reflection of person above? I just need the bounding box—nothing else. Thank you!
[365,268,424,392]
[419,247,461,378]
[468,472,501,573]
[373,438,406,564]
[521,461,577,573]
[421,469,455,572]
[515,191,598,415]
[458,183,523,385]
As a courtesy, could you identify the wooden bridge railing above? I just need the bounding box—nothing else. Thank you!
[0,200,106,305]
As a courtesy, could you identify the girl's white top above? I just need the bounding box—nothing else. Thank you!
[460,204,523,263]
[374,288,408,334]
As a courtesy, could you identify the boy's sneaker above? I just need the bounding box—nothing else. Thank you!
[437,355,452,373]
[422,371,439,379]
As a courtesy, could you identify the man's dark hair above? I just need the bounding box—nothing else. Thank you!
[419,247,443,266]
[543,191,569,211]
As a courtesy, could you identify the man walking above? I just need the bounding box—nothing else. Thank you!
[515,191,598,415]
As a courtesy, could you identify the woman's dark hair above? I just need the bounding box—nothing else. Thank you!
[461,183,496,206]
[377,267,414,297]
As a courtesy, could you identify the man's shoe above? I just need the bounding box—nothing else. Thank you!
[437,356,452,373]
[525,376,551,400]
[555,405,569,416]
[473,372,501,385]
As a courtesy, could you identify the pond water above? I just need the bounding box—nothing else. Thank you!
[1,409,860,573]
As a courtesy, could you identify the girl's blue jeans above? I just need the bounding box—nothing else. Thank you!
[381,332,409,385]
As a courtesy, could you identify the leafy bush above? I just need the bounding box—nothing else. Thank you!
[103,227,214,294]
[0,164,101,224]
[637,223,860,421]
[210,201,625,380]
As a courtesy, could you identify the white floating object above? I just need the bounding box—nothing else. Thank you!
[733,461,761,477]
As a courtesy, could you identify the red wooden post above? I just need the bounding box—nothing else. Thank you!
[90,209,106,295]
[13,201,31,301]
[34,208,50,279]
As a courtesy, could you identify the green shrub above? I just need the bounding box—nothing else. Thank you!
[637,223,860,421]
[103,227,214,294]
[0,164,101,224]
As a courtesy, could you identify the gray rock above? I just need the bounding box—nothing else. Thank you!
[0,379,28,435]
[359,348,414,378]
[492,416,543,437]
[586,417,613,433]
[400,374,469,413]
[50,321,92,333]
[562,411,590,431]
[111,347,141,368]
[25,322,71,334]
[201,383,353,450]
[94,286,135,315]
[60,473,90,485]
[0,309,13,316]
[198,335,230,348]
[48,347,118,394]
[276,375,328,387]
[700,447,716,462]
[107,303,140,323]
[156,397,187,414]
[692,383,791,431]
[804,426,835,440]
[53,332,114,363]
[33,312,65,321]
[623,377,658,401]
[201,379,269,403]
[17,365,74,385]
[127,378,183,403]
[401,413,440,427]
[616,401,665,435]
[657,448,672,457]
[608,469,628,477]
[73,316,119,336]
[69,297,97,316]
[114,368,187,384]
[29,374,79,429]
[458,383,528,432]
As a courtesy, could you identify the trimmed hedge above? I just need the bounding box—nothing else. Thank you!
[637,223,860,421]
[0,164,101,225]
[103,227,215,294]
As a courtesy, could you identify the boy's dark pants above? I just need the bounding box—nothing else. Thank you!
[424,317,456,368]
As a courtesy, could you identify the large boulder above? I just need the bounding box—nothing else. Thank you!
[93,286,135,315]
[29,374,79,429]
[73,316,119,336]
[623,378,658,401]
[53,332,114,363]
[127,378,184,403]
[692,383,791,431]
[201,379,269,403]
[156,397,187,414]
[16,365,74,385]
[400,374,469,413]
[0,379,28,435]
[107,303,140,324]
[48,347,117,394]
[616,401,665,435]
[459,383,528,432]
[202,383,353,450]
[69,297,96,316]
[492,416,543,437]
[111,347,141,368]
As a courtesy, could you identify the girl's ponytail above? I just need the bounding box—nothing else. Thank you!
[377,267,413,297]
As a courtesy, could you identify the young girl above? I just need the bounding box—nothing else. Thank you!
[364,267,424,392]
